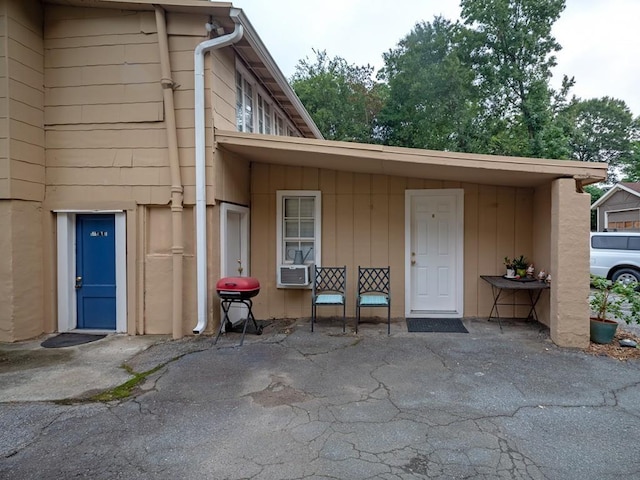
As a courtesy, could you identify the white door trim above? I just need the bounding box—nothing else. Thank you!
[404,189,464,318]
[55,211,127,333]
[220,203,250,277]
[219,204,250,327]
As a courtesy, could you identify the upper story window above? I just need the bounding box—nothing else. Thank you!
[257,93,272,135]
[274,114,285,136]
[236,71,253,133]
[236,62,299,137]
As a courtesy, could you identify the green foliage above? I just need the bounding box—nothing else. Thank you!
[460,0,567,158]
[511,255,529,270]
[584,184,604,231]
[503,255,528,270]
[621,117,640,181]
[376,17,483,152]
[590,274,640,323]
[290,49,384,142]
[560,97,634,180]
[290,0,636,173]
[89,363,164,402]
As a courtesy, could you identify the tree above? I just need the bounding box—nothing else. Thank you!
[621,117,640,181]
[561,97,635,180]
[460,0,567,157]
[584,184,604,231]
[376,17,483,152]
[290,50,384,142]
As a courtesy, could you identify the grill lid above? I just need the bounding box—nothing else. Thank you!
[216,276,260,292]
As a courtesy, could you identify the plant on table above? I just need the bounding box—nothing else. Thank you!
[590,274,640,344]
[507,255,528,277]
[503,257,515,277]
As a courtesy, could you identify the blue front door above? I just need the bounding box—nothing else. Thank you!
[76,214,117,329]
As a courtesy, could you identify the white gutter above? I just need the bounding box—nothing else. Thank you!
[193,10,244,334]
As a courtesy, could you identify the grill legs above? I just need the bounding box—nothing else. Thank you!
[215,298,262,347]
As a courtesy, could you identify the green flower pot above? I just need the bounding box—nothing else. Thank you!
[589,318,618,344]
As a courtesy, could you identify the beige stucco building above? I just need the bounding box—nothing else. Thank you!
[0,0,607,347]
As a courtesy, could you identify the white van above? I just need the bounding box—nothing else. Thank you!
[590,232,640,284]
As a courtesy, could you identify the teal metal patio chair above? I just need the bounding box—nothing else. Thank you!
[356,266,391,334]
[311,266,347,332]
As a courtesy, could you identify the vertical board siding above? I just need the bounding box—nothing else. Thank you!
[250,163,536,322]
[463,183,479,316]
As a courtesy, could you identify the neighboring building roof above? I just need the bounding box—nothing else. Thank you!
[591,183,640,210]
[620,182,640,194]
[215,131,608,188]
[44,0,323,139]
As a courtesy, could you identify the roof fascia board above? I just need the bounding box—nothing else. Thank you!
[77,0,233,9]
[591,183,640,210]
[215,130,608,179]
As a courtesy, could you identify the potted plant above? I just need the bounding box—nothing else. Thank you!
[512,255,529,278]
[590,274,640,344]
[503,257,515,278]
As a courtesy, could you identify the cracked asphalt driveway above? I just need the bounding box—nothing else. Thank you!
[2,318,640,479]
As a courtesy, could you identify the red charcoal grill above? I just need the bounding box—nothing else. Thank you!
[214,277,262,346]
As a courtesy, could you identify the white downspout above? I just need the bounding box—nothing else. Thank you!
[193,10,244,334]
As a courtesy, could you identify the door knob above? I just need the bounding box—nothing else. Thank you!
[411,260,416,266]
[75,276,83,289]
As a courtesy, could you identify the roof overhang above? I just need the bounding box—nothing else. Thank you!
[215,131,608,189]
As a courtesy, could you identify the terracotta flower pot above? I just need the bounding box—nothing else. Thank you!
[589,317,618,344]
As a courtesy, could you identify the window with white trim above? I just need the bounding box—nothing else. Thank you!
[236,71,253,133]
[235,62,300,137]
[257,93,272,134]
[274,114,285,136]
[276,191,321,268]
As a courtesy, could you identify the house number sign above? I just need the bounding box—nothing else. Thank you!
[90,231,109,237]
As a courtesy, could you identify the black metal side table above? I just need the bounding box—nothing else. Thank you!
[480,275,550,331]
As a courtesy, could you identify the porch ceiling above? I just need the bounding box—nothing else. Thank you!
[215,131,608,188]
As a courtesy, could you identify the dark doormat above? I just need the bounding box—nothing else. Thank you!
[406,318,468,333]
[41,333,107,348]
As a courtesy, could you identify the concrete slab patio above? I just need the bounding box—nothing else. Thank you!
[1,317,640,479]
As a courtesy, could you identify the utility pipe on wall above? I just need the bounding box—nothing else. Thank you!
[155,6,185,339]
[193,10,244,334]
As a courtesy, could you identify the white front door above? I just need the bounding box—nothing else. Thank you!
[405,190,464,317]
[220,204,250,325]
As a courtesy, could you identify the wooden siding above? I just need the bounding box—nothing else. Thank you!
[44,7,163,125]
[597,189,640,231]
[0,0,45,201]
[0,5,8,197]
[42,5,214,206]
[142,205,197,335]
[0,200,44,341]
[250,164,536,321]
[211,47,236,131]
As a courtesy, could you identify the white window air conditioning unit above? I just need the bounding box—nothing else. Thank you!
[278,264,311,287]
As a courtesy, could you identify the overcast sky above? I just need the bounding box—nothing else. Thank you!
[236,0,640,117]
